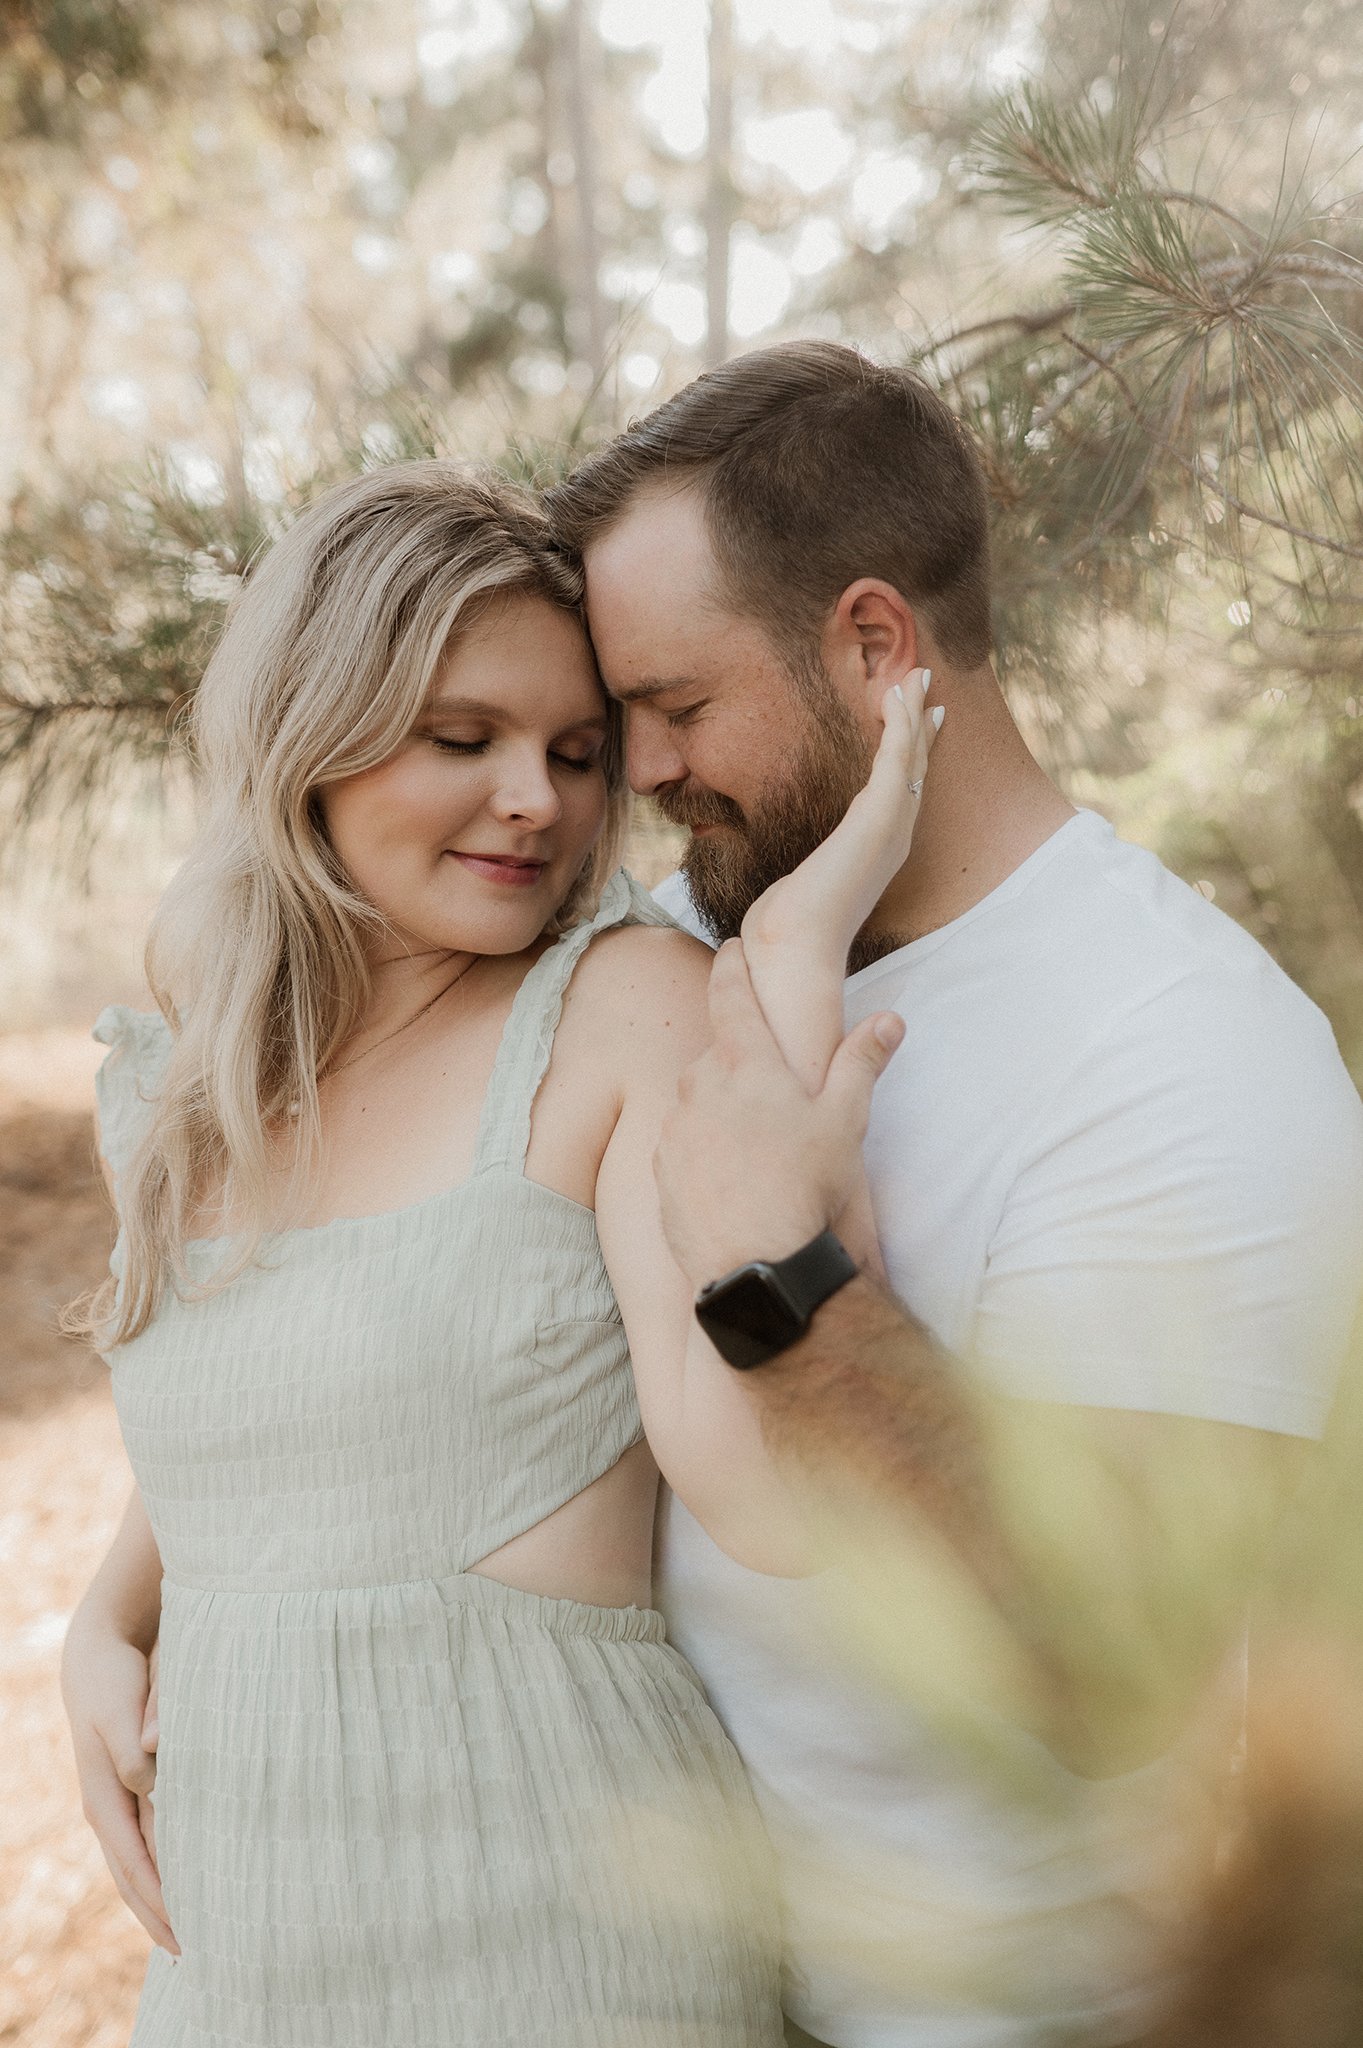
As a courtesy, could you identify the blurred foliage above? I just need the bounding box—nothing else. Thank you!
[0,0,156,145]
[789,1323,1363,2040]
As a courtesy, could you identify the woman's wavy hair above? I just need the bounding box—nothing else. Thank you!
[85,459,627,1346]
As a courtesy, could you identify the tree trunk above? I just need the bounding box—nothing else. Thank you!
[525,2,570,360]
[562,0,608,391]
[704,0,735,369]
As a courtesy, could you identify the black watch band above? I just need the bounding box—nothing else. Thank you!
[694,1229,859,1370]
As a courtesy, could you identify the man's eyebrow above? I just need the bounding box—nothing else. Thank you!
[608,676,697,705]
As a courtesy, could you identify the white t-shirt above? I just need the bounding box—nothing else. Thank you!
[652,809,1363,2048]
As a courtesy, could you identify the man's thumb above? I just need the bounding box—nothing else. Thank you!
[826,1011,904,1113]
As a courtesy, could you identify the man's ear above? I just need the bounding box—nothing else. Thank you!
[821,578,920,718]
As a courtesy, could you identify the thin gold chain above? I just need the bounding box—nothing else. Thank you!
[284,957,481,1119]
[323,953,481,1084]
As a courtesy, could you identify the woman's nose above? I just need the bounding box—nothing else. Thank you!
[491,751,563,827]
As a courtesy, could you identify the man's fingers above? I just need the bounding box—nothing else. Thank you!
[83,1765,177,1950]
[110,1731,157,1797]
[138,1789,158,1869]
[110,1866,178,1955]
[825,1011,904,1124]
[142,1664,159,1751]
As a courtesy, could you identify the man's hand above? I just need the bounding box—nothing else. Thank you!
[61,1606,177,1954]
[653,935,904,1287]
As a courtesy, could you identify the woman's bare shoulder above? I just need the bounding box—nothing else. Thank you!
[567,921,715,1072]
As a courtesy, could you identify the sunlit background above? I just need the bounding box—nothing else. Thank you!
[6,0,1363,1048]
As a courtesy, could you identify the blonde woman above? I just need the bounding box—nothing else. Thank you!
[61,460,931,2046]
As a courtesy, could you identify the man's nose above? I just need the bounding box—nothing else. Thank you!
[624,708,689,797]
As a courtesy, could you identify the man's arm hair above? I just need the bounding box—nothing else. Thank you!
[748,1272,1304,1776]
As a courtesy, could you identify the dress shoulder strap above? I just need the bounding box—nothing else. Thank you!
[472,869,678,1175]
[92,1005,173,1189]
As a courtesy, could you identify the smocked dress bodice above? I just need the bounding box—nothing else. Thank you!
[94,870,669,1594]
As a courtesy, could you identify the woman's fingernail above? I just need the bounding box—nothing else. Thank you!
[891,683,906,706]
[921,669,932,694]
[931,705,946,729]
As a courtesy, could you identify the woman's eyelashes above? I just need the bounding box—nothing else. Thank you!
[426,734,600,773]
[427,735,487,756]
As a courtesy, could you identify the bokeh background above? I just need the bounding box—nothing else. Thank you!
[4,2,1363,2041]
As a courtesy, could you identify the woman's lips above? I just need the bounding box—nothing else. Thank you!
[449,851,548,887]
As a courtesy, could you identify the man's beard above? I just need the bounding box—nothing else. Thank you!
[654,675,907,973]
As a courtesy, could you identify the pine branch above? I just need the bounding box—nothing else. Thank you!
[1058,333,1363,561]
[970,83,1147,224]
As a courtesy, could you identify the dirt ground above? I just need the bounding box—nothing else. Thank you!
[1,1033,147,2047]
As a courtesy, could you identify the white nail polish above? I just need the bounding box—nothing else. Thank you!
[931,704,946,729]
[891,684,906,706]
[921,669,932,694]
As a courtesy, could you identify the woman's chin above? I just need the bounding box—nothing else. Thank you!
[418,883,572,959]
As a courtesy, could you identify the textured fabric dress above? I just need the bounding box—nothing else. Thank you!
[94,871,782,2048]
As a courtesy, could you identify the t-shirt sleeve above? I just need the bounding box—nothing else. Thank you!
[650,870,715,947]
[968,964,1363,1437]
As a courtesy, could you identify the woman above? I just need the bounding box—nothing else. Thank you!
[61,459,932,2045]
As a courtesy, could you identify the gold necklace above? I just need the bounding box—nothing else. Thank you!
[286,955,480,1115]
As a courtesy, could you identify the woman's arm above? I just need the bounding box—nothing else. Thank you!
[738,675,936,1269]
[591,930,827,1574]
[61,1485,176,1953]
[738,675,934,1089]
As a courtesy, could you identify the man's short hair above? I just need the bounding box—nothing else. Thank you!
[547,339,994,670]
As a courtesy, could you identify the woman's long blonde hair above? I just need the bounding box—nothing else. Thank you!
[89,460,627,1346]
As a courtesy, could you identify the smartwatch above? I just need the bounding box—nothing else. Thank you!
[694,1229,859,1370]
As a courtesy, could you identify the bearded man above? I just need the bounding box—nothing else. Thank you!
[547,341,1363,2048]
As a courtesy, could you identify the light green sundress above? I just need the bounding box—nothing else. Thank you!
[94,871,781,2048]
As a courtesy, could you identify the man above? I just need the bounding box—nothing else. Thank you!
[546,340,1363,2047]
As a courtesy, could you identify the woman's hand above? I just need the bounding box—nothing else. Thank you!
[742,670,940,965]
[61,1606,177,1954]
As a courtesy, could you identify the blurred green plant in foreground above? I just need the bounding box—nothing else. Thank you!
[777,1316,1363,2044]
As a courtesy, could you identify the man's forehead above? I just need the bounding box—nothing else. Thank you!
[584,484,714,594]
[584,506,728,686]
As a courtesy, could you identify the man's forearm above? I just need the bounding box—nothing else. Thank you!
[748,1274,1012,1607]
[71,1487,163,1654]
[738,1273,1276,1775]
[743,1273,1108,1762]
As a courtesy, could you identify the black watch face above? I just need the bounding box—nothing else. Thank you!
[697,1266,804,1370]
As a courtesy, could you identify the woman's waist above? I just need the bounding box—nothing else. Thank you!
[142,1422,654,1597]
[161,1561,669,1644]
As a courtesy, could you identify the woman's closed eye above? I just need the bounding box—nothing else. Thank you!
[428,735,600,773]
